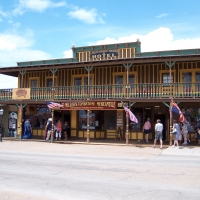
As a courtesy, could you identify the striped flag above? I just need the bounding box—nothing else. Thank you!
[46,102,63,109]
[122,102,138,123]
[171,102,186,123]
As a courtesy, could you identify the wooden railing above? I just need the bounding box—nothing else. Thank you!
[0,83,200,101]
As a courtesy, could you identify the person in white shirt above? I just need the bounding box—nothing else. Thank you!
[153,119,163,149]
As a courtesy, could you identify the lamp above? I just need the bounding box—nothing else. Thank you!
[0,108,4,142]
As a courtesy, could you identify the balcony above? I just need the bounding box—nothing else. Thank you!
[0,83,200,101]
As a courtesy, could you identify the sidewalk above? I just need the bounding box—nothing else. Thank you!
[1,137,200,157]
[161,146,200,156]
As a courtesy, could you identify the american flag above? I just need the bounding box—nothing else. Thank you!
[171,102,186,123]
[122,102,138,124]
[46,102,63,109]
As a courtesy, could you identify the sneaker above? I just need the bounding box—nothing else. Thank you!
[172,145,175,148]
[152,145,156,148]
[182,142,188,145]
[160,146,163,150]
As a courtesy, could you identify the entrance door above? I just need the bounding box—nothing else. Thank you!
[154,114,166,141]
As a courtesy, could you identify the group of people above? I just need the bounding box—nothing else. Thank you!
[143,118,164,149]
[143,117,200,150]
[45,118,70,141]
[172,120,190,148]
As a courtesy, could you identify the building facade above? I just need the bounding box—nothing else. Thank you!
[0,41,200,144]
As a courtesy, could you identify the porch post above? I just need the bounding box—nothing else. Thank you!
[126,111,129,145]
[51,109,54,143]
[50,69,58,100]
[85,66,94,99]
[16,103,26,141]
[165,61,175,146]
[123,63,132,98]
[19,71,26,88]
[87,109,90,143]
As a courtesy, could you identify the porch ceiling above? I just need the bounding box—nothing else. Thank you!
[0,54,200,77]
[1,97,200,105]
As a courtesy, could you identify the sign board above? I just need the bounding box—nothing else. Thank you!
[12,88,30,100]
[61,101,116,110]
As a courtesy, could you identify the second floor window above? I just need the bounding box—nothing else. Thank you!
[162,73,173,83]
[46,79,53,87]
[182,72,192,82]
[30,79,38,87]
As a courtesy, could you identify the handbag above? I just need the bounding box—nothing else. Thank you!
[172,128,177,135]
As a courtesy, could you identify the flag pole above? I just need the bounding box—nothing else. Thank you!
[51,109,54,143]
[126,110,129,145]
[169,61,173,146]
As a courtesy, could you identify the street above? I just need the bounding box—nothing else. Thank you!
[0,141,200,200]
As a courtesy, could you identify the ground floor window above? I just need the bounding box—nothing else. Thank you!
[79,110,104,130]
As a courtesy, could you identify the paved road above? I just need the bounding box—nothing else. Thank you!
[0,141,200,200]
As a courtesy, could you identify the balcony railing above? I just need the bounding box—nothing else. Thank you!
[0,83,200,101]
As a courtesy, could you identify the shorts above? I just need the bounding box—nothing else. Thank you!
[155,131,162,140]
[183,132,188,138]
[174,133,179,140]
[144,129,151,134]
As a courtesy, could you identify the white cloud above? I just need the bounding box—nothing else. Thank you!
[0,32,51,88]
[63,49,72,58]
[13,0,66,15]
[0,33,33,51]
[0,75,18,89]
[156,13,169,18]
[67,7,105,24]
[93,27,200,52]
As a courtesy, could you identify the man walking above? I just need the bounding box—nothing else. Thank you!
[153,119,163,149]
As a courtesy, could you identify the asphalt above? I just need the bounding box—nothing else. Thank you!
[2,137,200,157]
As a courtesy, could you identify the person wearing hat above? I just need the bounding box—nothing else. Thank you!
[45,118,52,141]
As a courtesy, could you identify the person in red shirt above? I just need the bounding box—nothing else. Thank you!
[143,118,151,142]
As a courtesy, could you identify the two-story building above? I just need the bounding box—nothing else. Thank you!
[0,40,200,144]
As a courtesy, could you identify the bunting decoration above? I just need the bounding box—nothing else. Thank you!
[122,102,138,123]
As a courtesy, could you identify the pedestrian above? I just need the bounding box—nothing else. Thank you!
[172,120,181,148]
[22,118,32,139]
[45,118,52,141]
[62,121,68,140]
[153,119,163,149]
[182,122,188,145]
[143,117,151,142]
[56,119,62,140]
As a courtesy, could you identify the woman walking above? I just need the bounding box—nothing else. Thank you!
[182,122,188,145]
[172,120,181,148]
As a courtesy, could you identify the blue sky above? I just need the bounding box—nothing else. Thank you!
[0,0,200,88]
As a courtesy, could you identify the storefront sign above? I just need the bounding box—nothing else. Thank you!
[61,101,116,110]
[12,88,30,100]
[90,49,118,59]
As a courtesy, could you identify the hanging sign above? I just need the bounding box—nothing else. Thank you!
[61,101,116,110]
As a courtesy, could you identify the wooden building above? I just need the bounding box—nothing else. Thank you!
[0,41,200,144]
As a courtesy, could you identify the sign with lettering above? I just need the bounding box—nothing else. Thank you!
[12,88,30,100]
[90,49,118,59]
[61,101,116,110]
